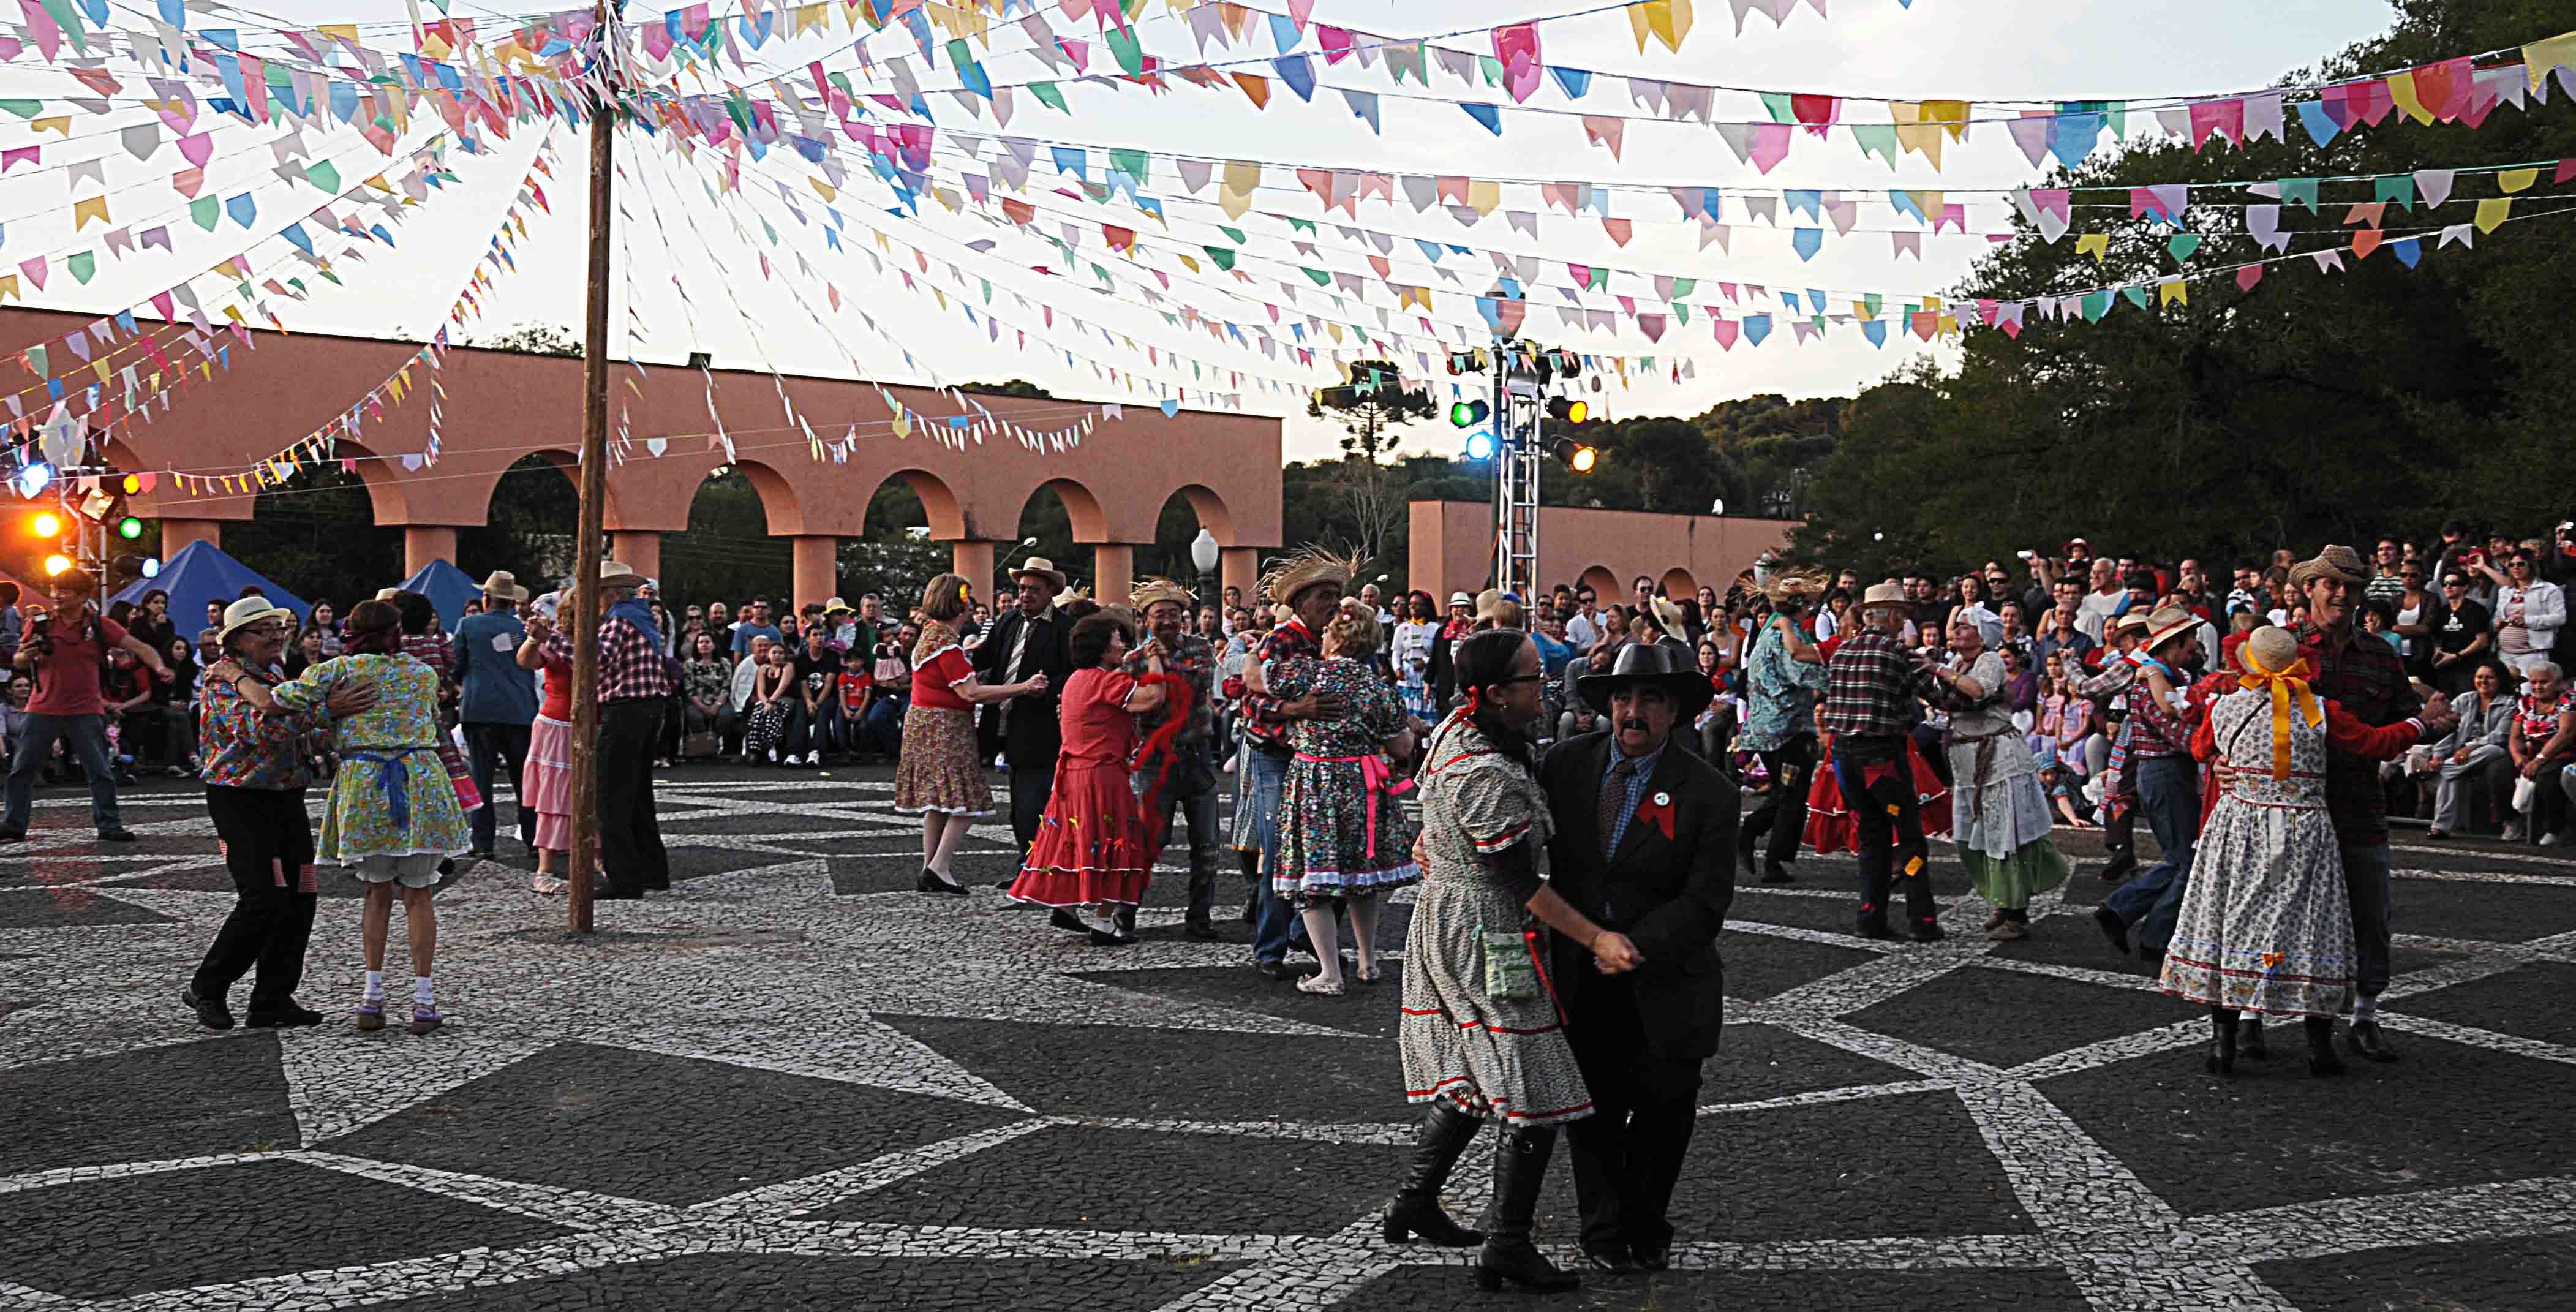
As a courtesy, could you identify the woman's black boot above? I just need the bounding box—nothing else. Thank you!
[1383,1103,1485,1247]
[1474,1128,1581,1293]
[2237,1016,2270,1060]
[2205,1008,2238,1077]
[2306,1016,2345,1077]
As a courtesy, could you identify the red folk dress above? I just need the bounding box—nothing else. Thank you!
[1007,667,1153,909]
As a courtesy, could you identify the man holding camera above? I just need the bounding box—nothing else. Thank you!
[1,569,175,842]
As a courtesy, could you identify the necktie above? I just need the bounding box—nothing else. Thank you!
[1002,615,1034,724]
[1600,756,1637,856]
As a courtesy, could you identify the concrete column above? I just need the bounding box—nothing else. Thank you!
[1093,544,1134,604]
[160,518,222,557]
[1221,547,1260,611]
[609,530,661,586]
[791,535,838,613]
[403,526,457,576]
[951,540,998,601]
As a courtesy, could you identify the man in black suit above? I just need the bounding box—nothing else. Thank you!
[974,557,1074,861]
[1537,643,1737,1276]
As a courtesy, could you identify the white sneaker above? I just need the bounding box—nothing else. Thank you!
[805,751,821,766]
[2503,821,2526,842]
[2543,831,2567,847]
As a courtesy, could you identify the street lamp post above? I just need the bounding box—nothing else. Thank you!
[1189,527,1219,612]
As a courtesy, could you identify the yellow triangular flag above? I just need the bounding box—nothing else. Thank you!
[2386,72,2432,125]
[71,195,108,230]
[2475,196,2510,233]
[2075,233,2109,263]
[2498,167,2539,194]
[2158,278,2186,307]
[2525,32,2576,93]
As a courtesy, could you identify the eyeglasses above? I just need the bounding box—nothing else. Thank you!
[1488,673,1546,687]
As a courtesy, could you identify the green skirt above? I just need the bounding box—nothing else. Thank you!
[1964,839,2070,911]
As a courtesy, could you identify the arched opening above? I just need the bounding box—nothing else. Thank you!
[1577,565,1619,603]
[660,465,792,609]
[1660,567,1697,601]
[1013,479,1105,598]
[843,469,954,605]
[224,465,404,612]
[1146,484,1235,601]
[457,452,582,592]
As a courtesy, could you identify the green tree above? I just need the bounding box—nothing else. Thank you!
[1306,360,1436,575]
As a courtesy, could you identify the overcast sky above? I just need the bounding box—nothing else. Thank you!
[3,0,2409,461]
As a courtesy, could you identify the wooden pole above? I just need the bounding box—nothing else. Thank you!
[565,0,617,933]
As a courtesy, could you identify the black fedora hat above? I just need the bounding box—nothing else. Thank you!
[1575,642,1714,720]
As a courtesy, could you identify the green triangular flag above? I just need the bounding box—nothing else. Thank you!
[2165,233,2200,263]
[2371,175,2414,210]
[1105,25,1143,77]
[1759,92,1794,123]
[1029,81,1066,112]
[1109,148,1148,185]
[67,251,95,284]
[189,196,219,230]
[1202,246,1237,271]
[304,160,339,193]
[1303,267,1331,286]
[1216,225,1245,244]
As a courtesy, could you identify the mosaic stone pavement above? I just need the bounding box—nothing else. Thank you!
[3,763,2573,1311]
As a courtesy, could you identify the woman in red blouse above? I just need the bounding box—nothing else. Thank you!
[895,573,1051,894]
[1007,611,1170,944]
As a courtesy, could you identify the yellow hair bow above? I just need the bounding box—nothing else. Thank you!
[2237,650,2323,781]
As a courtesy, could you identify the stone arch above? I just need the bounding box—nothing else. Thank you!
[1578,565,1619,601]
[1172,483,1236,545]
[1660,567,1697,600]
[869,468,965,541]
[728,459,808,537]
[1034,477,1109,544]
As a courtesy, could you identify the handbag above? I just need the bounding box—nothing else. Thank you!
[681,730,721,759]
[1480,924,1541,1001]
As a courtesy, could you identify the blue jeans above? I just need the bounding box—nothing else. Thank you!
[862,696,907,757]
[1240,744,1308,964]
[2104,755,2200,952]
[4,712,121,834]
[464,722,534,852]
[2339,839,2393,998]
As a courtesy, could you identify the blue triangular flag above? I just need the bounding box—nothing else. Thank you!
[1273,54,1314,102]
[225,193,257,228]
[1862,319,1888,347]
[2390,236,2422,268]
[1461,103,1502,135]
[1549,66,1591,99]
[1791,227,1821,260]
[2295,100,2340,147]
[1267,12,1300,51]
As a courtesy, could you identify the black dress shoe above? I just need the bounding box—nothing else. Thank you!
[2345,1019,2400,1063]
[2093,850,2136,884]
[1630,1242,1671,1273]
[593,886,646,900]
[1907,918,1945,943]
[1253,960,1309,981]
[98,828,138,843]
[1183,915,1221,940]
[1579,1243,1637,1275]
[180,987,235,1030]
[917,869,968,896]
[2093,906,2131,956]
[244,1001,325,1028]
[1759,861,1796,885]
[1853,918,1895,941]
[0,829,22,842]
[1049,908,1088,932]
[1088,927,1137,947]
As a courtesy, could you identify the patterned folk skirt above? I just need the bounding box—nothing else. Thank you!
[2159,794,2356,1017]
[894,704,994,818]
[1007,758,1153,908]
[1396,872,1594,1129]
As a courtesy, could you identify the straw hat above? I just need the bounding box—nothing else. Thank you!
[1855,581,1907,614]
[2287,544,2368,593]
[1447,590,1472,608]
[2111,610,2153,636]
[1761,567,1829,610]
[2242,624,2302,675]
[1011,556,1068,590]
[2142,605,2204,655]
[593,559,646,589]
[1259,546,1359,608]
[1052,584,1091,610]
[215,596,293,645]
[478,570,529,602]
[1129,577,1193,614]
[1647,595,1689,635]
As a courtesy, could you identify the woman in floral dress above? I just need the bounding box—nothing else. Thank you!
[1390,628,1638,1295]
[211,599,469,1036]
[896,573,1050,894]
[1271,603,1418,995]
[2159,627,2435,1078]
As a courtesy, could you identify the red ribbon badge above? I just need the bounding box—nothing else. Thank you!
[1634,789,1676,841]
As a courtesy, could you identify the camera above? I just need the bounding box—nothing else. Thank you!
[25,609,51,658]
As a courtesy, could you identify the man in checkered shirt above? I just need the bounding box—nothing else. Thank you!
[1820,582,1946,942]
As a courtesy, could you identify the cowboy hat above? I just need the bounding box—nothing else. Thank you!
[477,570,530,603]
[2111,610,2153,636]
[2288,544,2369,592]
[1576,641,1714,721]
[216,596,295,645]
[1011,556,1068,590]
[594,559,646,589]
[2142,605,2204,655]
[822,597,854,616]
[1855,581,1908,613]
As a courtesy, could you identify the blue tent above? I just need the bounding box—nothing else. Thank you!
[398,557,480,633]
[109,540,310,634]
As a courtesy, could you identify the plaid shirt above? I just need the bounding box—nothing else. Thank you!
[2298,619,2420,844]
[543,616,677,703]
[2124,658,2191,760]
[1125,631,1216,752]
[1819,628,1938,739]
[1240,619,1319,752]
[197,663,326,791]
